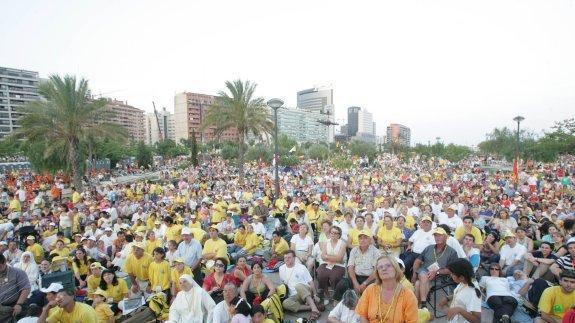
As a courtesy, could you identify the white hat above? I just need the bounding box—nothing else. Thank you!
[104,227,112,231]
[40,282,64,293]
[181,227,191,235]
[88,236,97,241]
[0,241,7,246]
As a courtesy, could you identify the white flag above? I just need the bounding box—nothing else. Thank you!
[289,146,296,153]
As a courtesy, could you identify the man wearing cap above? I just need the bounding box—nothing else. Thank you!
[341,229,380,299]
[124,242,153,295]
[0,253,30,321]
[436,204,463,232]
[412,227,459,308]
[26,235,44,263]
[38,288,98,323]
[203,225,228,263]
[499,231,527,277]
[402,215,435,278]
[175,227,202,282]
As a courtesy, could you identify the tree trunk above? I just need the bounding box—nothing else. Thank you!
[237,136,245,182]
[68,138,83,191]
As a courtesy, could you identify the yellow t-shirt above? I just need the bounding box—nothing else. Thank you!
[50,247,71,258]
[46,302,98,323]
[104,279,129,303]
[145,239,162,255]
[538,286,575,320]
[87,274,102,297]
[9,199,21,212]
[274,198,288,212]
[26,244,44,263]
[171,267,192,294]
[272,237,289,256]
[124,253,153,281]
[72,191,81,204]
[188,220,202,230]
[73,260,90,277]
[454,226,484,244]
[244,233,261,254]
[94,303,114,323]
[377,226,403,254]
[148,260,171,291]
[203,238,228,261]
[348,228,363,248]
[233,231,247,247]
[165,225,183,243]
[211,202,228,224]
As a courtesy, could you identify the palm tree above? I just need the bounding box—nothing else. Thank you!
[14,74,127,190]
[202,80,273,180]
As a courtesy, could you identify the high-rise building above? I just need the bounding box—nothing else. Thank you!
[0,67,41,138]
[275,106,331,143]
[297,87,335,142]
[346,106,375,142]
[174,92,238,144]
[101,98,145,142]
[144,107,175,145]
[386,123,411,147]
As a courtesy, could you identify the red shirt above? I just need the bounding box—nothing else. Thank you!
[202,273,235,291]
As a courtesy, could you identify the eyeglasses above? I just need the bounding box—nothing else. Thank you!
[215,263,225,268]
[330,231,340,235]
[490,267,500,271]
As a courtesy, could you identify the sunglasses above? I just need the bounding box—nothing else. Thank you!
[215,263,225,268]
[330,231,340,235]
[490,267,500,271]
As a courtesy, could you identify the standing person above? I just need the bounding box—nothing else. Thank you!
[38,288,98,323]
[535,270,575,323]
[0,254,31,321]
[355,254,418,322]
[279,250,322,320]
[439,259,481,323]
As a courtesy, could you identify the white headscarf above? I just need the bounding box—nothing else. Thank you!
[14,251,39,291]
[166,274,215,323]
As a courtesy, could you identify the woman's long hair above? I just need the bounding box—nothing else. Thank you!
[100,269,119,290]
[445,258,481,298]
[74,247,89,268]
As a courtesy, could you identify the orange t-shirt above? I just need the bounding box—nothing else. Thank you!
[355,283,418,323]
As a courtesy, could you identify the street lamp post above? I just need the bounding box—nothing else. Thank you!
[513,116,525,158]
[267,98,284,198]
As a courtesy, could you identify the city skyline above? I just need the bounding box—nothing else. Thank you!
[1,1,574,146]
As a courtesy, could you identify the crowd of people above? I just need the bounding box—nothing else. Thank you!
[0,153,573,323]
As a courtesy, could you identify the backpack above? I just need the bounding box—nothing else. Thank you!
[261,293,284,323]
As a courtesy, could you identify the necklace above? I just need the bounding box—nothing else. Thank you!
[376,284,400,323]
[433,245,446,262]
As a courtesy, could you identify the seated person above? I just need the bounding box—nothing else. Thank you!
[535,269,575,323]
[479,263,517,323]
[523,241,557,280]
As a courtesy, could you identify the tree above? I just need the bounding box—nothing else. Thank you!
[202,80,273,180]
[135,141,153,169]
[13,75,126,189]
[190,130,199,167]
[306,143,330,161]
[348,140,377,160]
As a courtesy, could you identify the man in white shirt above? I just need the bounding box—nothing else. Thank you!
[279,250,321,315]
[211,282,237,323]
[406,198,421,218]
[430,194,443,217]
[437,205,463,232]
[499,232,527,277]
[403,215,435,278]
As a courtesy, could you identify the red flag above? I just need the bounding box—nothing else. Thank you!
[512,158,519,183]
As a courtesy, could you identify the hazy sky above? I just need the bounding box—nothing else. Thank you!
[1,0,574,145]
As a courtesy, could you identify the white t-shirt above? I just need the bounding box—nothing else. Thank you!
[499,243,527,266]
[329,300,361,323]
[479,276,513,299]
[447,236,467,258]
[449,283,482,323]
[290,235,313,252]
[437,213,463,231]
[409,229,435,254]
[279,263,313,296]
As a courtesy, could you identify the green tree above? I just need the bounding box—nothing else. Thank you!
[190,130,199,167]
[348,140,377,160]
[306,143,330,160]
[245,145,272,162]
[13,75,126,189]
[135,141,153,169]
[202,80,273,180]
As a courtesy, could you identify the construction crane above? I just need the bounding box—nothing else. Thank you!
[152,101,164,141]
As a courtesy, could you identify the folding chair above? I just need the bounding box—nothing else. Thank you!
[426,274,457,319]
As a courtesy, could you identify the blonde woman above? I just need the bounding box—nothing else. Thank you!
[355,254,418,322]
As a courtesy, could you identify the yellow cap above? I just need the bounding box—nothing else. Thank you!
[93,288,108,297]
[173,257,185,263]
[131,242,145,250]
[420,215,432,222]
[433,227,448,236]
[503,231,516,239]
[90,262,104,270]
[358,229,372,238]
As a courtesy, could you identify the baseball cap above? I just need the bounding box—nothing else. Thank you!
[104,227,112,232]
[181,227,191,235]
[93,288,108,297]
[26,235,35,240]
[132,242,145,250]
[420,215,432,222]
[90,262,104,270]
[209,225,219,232]
[358,229,372,238]
[40,282,64,293]
[433,228,448,236]
[448,204,457,210]
[503,231,516,239]
[173,257,185,264]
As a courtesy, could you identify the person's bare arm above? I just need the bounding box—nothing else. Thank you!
[412,258,423,282]
[540,311,561,323]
